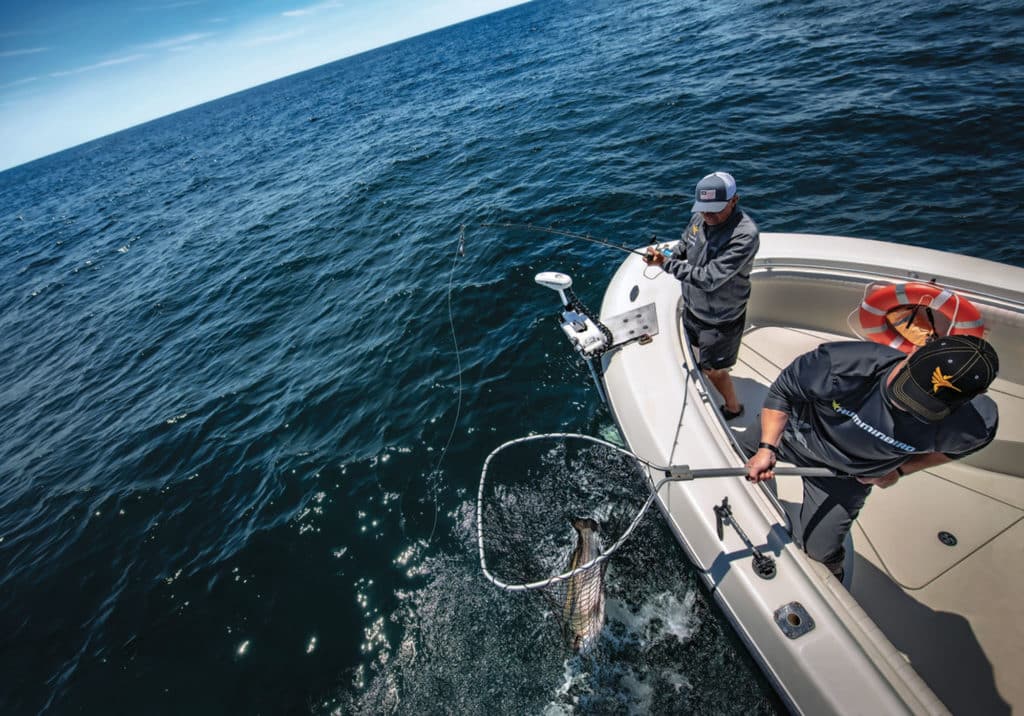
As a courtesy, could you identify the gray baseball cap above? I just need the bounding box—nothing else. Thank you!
[691,172,737,213]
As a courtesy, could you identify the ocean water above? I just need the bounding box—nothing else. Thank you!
[1,0,1023,713]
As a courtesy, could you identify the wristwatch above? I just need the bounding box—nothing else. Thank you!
[758,442,780,456]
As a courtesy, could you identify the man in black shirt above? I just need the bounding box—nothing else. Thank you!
[743,335,999,580]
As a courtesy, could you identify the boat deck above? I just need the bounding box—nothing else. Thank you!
[727,326,1024,715]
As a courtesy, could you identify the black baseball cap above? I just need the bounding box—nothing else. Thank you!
[887,335,999,422]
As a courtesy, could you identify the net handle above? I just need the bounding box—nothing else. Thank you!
[476,432,834,592]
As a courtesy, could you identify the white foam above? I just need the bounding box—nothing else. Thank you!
[605,589,699,648]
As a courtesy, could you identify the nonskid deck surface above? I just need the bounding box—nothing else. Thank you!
[727,326,1023,715]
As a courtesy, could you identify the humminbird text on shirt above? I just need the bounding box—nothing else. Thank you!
[830,400,917,453]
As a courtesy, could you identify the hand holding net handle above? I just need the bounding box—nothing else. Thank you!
[663,465,836,480]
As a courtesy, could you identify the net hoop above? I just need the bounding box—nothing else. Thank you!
[476,432,667,593]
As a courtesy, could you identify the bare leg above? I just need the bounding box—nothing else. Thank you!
[705,368,741,414]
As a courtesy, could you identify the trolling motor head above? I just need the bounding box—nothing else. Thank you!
[535,271,573,306]
[535,270,609,359]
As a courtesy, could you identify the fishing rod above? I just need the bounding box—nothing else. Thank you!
[479,221,657,258]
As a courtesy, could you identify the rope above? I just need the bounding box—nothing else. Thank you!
[945,291,961,334]
[846,280,879,340]
[849,280,964,344]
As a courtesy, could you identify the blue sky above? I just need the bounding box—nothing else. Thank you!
[0,0,528,171]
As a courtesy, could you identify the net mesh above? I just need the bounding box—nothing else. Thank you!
[476,434,654,650]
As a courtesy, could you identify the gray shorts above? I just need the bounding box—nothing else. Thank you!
[683,310,745,370]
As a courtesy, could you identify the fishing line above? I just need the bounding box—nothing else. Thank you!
[481,221,673,284]
[393,226,465,544]
[424,225,467,544]
[479,221,652,257]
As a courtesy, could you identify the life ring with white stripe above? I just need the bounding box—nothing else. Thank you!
[858,282,985,354]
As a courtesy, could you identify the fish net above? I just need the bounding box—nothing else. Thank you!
[475,434,662,647]
[476,433,830,650]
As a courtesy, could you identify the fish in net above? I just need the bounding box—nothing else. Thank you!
[476,434,653,653]
[561,517,607,653]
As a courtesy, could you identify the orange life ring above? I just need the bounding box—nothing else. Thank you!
[858,282,985,354]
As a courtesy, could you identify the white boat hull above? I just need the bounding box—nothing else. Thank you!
[597,233,1024,715]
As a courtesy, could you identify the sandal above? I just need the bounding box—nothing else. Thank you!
[720,403,745,421]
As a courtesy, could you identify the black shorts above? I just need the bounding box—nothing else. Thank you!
[683,310,745,370]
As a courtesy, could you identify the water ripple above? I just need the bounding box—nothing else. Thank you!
[0,0,1022,712]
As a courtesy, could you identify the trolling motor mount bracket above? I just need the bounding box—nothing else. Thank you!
[713,497,777,580]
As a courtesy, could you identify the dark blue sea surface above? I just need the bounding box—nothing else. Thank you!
[2,0,1023,712]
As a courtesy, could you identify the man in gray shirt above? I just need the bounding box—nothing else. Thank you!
[744,335,999,581]
[645,172,759,420]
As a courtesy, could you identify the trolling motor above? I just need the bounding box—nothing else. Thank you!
[535,271,614,404]
[536,270,662,405]
[535,272,612,358]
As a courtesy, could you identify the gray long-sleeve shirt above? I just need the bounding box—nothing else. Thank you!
[766,341,998,477]
[662,208,759,323]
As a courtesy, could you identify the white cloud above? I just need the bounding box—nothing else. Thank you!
[49,54,147,78]
[240,30,304,47]
[137,32,214,50]
[151,0,203,9]
[0,47,49,58]
[0,76,38,89]
[282,1,343,18]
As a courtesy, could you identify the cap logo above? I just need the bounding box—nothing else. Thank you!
[699,189,718,200]
[931,367,961,394]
